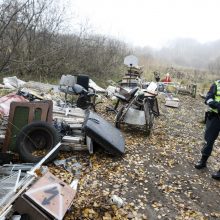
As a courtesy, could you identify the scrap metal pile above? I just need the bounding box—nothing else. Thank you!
[0,57,199,219]
[0,75,125,219]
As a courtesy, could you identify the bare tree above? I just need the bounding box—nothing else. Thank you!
[0,0,129,84]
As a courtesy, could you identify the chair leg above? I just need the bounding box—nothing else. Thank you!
[71,95,74,106]
[114,99,120,111]
[64,93,67,107]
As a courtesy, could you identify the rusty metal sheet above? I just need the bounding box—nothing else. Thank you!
[124,108,145,125]
[25,172,76,220]
[14,195,51,220]
[3,100,53,152]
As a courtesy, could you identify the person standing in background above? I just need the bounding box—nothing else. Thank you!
[162,73,171,83]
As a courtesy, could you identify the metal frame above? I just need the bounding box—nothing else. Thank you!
[115,93,159,134]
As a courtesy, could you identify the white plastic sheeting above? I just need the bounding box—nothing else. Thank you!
[106,86,116,97]
[2,76,105,95]
[3,76,26,89]
[89,79,105,93]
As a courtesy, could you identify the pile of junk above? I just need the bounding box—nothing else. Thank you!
[0,75,125,219]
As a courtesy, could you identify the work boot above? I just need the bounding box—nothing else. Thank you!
[212,170,220,180]
[194,155,208,169]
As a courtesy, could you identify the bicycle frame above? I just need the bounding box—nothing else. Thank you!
[115,93,159,134]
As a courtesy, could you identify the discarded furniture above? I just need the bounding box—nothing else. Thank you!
[59,74,99,111]
[3,100,53,153]
[1,95,125,164]
[115,83,159,135]
[59,74,77,104]
[77,74,89,90]
[73,84,98,111]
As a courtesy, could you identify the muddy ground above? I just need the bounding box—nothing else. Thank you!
[51,93,220,220]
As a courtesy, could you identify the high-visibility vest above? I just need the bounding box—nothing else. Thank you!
[211,80,220,113]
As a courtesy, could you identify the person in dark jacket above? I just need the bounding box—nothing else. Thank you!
[154,71,160,82]
[195,80,220,180]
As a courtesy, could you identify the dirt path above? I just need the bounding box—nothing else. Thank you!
[58,94,220,220]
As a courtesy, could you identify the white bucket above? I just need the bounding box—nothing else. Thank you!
[110,195,124,208]
[146,82,157,94]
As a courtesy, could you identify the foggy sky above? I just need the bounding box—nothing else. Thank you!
[69,0,220,49]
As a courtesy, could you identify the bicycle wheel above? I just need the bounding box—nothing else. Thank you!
[115,106,125,129]
[93,101,103,112]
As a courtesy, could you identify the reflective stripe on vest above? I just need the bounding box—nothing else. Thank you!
[211,81,220,113]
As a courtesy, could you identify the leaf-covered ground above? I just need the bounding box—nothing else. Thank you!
[50,94,220,220]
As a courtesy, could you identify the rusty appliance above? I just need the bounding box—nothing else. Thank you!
[14,171,76,220]
[3,100,53,153]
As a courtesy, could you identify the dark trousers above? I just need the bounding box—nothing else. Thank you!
[202,113,220,156]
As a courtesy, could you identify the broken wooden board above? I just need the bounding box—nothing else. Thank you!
[165,97,180,108]
[53,106,85,118]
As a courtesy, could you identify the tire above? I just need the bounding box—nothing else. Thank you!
[16,121,60,163]
[115,106,125,129]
